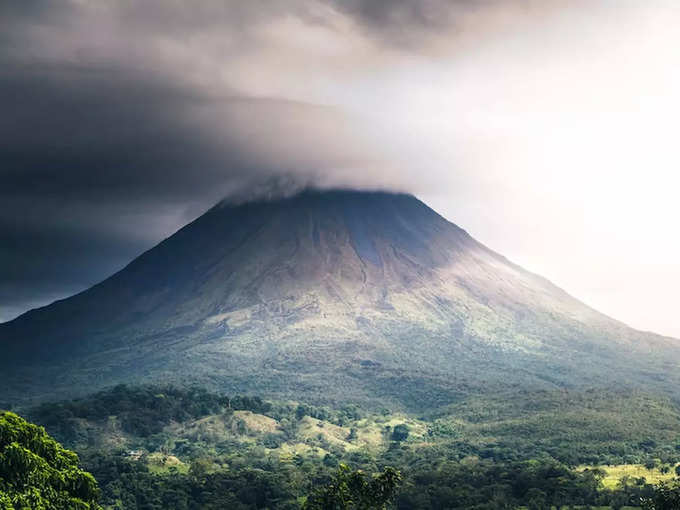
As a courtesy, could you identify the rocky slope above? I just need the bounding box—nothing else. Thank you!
[2,189,678,408]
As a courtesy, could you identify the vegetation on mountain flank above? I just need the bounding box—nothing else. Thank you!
[304,464,401,510]
[0,385,673,509]
[4,191,680,414]
[0,411,101,509]
[30,385,269,441]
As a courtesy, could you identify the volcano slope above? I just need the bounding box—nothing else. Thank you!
[1,189,679,409]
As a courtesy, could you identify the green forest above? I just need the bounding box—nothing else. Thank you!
[3,385,680,509]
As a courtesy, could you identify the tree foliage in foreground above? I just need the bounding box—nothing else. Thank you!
[0,411,101,510]
[641,480,680,510]
[304,464,401,510]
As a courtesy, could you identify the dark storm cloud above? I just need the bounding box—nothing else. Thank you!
[0,0,410,320]
[331,0,467,35]
[0,0,569,321]
[0,60,369,320]
[0,63,344,202]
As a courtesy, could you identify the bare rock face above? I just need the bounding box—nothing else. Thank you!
[2,189,678,408]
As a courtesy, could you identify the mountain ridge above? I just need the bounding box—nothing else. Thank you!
[2,189,678,407]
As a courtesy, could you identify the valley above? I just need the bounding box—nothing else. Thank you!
[15,384,680,509]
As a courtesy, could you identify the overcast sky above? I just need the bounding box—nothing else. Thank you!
[2,0,679,338]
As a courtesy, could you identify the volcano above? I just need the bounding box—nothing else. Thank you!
[2,189,679,408]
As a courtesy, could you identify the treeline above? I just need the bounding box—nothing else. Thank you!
[28,384,368,445]
[68,451,679,509]
[293,402,364,426]
[84,454,301,510]
[29,385,269,441]
[396,460,643,509]
[28,385,680,467]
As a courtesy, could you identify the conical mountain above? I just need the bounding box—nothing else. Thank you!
[2,189,678,407]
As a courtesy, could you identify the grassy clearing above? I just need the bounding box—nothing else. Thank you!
[578,463,679,489]
[276,442,328,460]
[233,410,280,433]
[146,453,189,474]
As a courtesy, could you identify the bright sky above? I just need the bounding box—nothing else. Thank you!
[308,1,680,337]
[399,4,680,337]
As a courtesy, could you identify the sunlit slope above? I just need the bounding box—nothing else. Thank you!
[1,189,678,407]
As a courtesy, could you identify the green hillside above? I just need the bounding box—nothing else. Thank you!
[15,384,680,509]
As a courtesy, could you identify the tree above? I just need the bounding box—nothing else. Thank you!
[323,454,339,468]
[391,424,409,442]
[0,411,101,509]
[641,481,680,510]
[304,464,401,510]
[526,487,548,510]
[189,458,213,480]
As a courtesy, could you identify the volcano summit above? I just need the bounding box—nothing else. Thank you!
[2,189,678,407]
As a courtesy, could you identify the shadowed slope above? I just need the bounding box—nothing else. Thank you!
[1,189,678,408]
